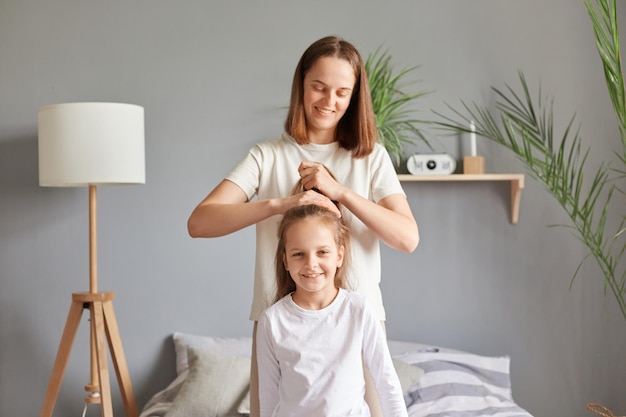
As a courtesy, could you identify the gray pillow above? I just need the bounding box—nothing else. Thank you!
[172,333,252,375]
[165,347,251,417]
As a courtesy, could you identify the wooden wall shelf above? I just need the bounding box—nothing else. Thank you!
[398,173,525,224]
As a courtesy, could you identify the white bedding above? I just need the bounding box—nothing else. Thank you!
[139,334,533,417]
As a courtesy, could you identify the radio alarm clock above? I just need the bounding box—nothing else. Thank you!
[406,153,456,175]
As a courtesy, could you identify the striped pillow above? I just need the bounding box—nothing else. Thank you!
[394,351,533,417]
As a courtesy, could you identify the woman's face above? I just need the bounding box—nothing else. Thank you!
[302,56,356,143]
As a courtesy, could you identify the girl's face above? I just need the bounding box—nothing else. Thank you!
[283,217,344,301]
[302,56,356,144]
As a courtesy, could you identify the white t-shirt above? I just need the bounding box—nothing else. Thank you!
[226,133,405,321]
[256,288,408,417]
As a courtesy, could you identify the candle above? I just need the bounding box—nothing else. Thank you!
[470,120,477,157]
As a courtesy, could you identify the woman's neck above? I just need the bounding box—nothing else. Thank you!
[307,128,336,145]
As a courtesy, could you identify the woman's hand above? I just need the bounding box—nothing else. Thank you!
[288,190,341,217]
[298,161,345,201]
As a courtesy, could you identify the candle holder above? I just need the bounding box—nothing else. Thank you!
[464,121,484,174]
[463,156,485,174]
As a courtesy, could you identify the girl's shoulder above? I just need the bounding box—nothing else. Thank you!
[340,289,371,309]
[271,292,293,309]
[258,296,292,330]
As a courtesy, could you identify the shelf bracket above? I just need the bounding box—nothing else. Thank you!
[510,176,524,224]
[398,174,525,224]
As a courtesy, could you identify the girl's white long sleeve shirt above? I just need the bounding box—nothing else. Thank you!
[256,288,408,417]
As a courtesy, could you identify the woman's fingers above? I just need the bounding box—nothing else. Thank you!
[295,190,341,217]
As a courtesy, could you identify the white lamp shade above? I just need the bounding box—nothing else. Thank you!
[38,102,146,186]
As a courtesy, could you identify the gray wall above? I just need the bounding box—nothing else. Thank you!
[1,1,625,416]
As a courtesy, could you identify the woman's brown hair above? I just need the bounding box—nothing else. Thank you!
[274,204,352,303]
[284,35,378,158]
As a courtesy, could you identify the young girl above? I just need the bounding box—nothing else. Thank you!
[187,35,419,417]
[256,204,408,417]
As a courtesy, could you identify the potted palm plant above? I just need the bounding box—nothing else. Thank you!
[365,47,432,166]
[435,1,624,412]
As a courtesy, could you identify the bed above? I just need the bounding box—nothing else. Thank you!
[139,332,533,417]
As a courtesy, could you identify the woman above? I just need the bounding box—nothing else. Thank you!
[187,35,419,417]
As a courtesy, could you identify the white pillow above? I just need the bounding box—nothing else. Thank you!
[164,347,250,417]
[172,332,252,375]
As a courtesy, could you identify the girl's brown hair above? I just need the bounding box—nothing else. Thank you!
[274,204,352,302]
[284,35,378,158]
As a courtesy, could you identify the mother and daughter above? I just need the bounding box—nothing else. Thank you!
[188,35,419,417]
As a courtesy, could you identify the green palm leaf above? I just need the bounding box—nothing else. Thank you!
[365,46,432,166]
[435,65,626,320]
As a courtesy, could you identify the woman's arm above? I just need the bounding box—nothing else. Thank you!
[187,179,341,238]
[188,180,276,238]
[340,191,418,253]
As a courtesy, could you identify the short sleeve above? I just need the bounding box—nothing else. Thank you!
[225,145,264,201]
[370,144,405,203]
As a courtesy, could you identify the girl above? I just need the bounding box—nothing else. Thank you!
[187,35,419,417]
[256,204,408,417]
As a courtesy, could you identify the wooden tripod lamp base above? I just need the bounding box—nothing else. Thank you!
[40,292,138,417]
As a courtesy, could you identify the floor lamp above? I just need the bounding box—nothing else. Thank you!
[38,102,145,417]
